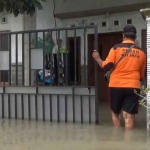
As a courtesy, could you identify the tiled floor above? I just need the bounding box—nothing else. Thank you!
[0,102,149,150]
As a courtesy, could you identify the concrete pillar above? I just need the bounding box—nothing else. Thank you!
[23,13,36,85]
[140,8,150,130]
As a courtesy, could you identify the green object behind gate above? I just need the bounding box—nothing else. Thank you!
[37,37,53,53]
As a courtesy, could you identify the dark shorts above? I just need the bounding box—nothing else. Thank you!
[108,87,140,114]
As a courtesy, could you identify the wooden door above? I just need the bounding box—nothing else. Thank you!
[88,32,122,101]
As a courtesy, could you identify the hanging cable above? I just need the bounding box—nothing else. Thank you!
[52,0,58,50]
[53,0,57,28]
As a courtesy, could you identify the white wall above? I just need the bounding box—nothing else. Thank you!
[0,13,24,63]
[61,11,147,65]
[36,0,62,29]
[36,0,62,52]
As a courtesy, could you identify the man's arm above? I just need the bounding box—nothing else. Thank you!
[93,47,116,70]
[96,58,103,68]
[102,48,116,71]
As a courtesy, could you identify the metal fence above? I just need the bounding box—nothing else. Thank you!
[0,25,99,124]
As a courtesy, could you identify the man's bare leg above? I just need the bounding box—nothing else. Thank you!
[123,111,135,130]
[111,111,121,127]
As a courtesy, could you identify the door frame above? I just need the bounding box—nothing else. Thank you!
[141,29,146,52]
[141,29,147,86]
[67,37,81,85]
[87,31,122,86]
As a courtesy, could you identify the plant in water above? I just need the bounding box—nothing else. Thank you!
[134,86,150,108]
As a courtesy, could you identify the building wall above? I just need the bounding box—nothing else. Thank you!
[36,0,62,30]
[61,11,147,65]
[0,13,24,63]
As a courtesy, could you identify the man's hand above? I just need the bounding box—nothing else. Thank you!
[92,50,100,61]
[92,50,103,67]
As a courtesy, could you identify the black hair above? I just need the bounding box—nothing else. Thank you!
[123,32,137,40]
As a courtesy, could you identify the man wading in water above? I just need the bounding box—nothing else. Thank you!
[92,25,146,130]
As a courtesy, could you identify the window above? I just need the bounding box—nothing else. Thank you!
[101,21,107,28]
[126,19,132,25]
[0,30,9,51]
[1,17,7,24]
[0,31,10,85]
[113,20,119,26]
[0,71,9,85]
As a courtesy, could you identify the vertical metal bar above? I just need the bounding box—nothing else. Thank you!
[81,95,83,124]
[65,95,67,123]
[35,83,38,121]
[8,94,11,119]
[74,29,77,85]
[42,95,45,122]
[35,70,38,86]
[50,94,52,122]
[49,31,53,86]
[72,87,75,123]
[9,34,11,86]
[2,86,5,118]
[2,71,5,86]
[65,30,68,85]
[35,32,38,48]
[89,95,91,124]
[2,93,4,118]
[84,28,87,86]
[57,95,60,122]
[16,34,18,86]
[35,94,38,121]
[22,33,25,86]
[15,94,17,119]
[28,94,31,120]
[94,26,99,124]
[0,34,2,50]
[29,33,31,86]
[43,32,45,85]
[57,30,61,86]
[21,94,24,120]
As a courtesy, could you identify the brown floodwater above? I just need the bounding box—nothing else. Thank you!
[0,102,149,150]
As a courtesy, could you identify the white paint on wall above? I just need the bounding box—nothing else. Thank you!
[36,0,62,30]
[61,11,147,65]
[0,13,23,63]
[36,0,62,53]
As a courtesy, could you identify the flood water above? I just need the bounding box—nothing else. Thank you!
[0,103,149,150]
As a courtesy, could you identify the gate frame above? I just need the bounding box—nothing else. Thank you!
[0,25,99,124]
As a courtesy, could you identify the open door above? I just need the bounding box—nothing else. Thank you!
[88,32,122,101]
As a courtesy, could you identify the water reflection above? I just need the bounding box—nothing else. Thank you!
[0,119,149,150]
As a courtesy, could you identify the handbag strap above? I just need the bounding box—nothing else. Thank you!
[110,44,134,72]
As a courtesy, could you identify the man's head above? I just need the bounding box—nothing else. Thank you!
[122,25,137,41]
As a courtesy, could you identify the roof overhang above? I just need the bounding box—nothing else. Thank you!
[55,2,149,20]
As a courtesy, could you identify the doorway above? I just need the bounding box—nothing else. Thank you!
[88,32,122,101]
[67,37,81,85]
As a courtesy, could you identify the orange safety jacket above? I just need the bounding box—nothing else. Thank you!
[102,40,146,88]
